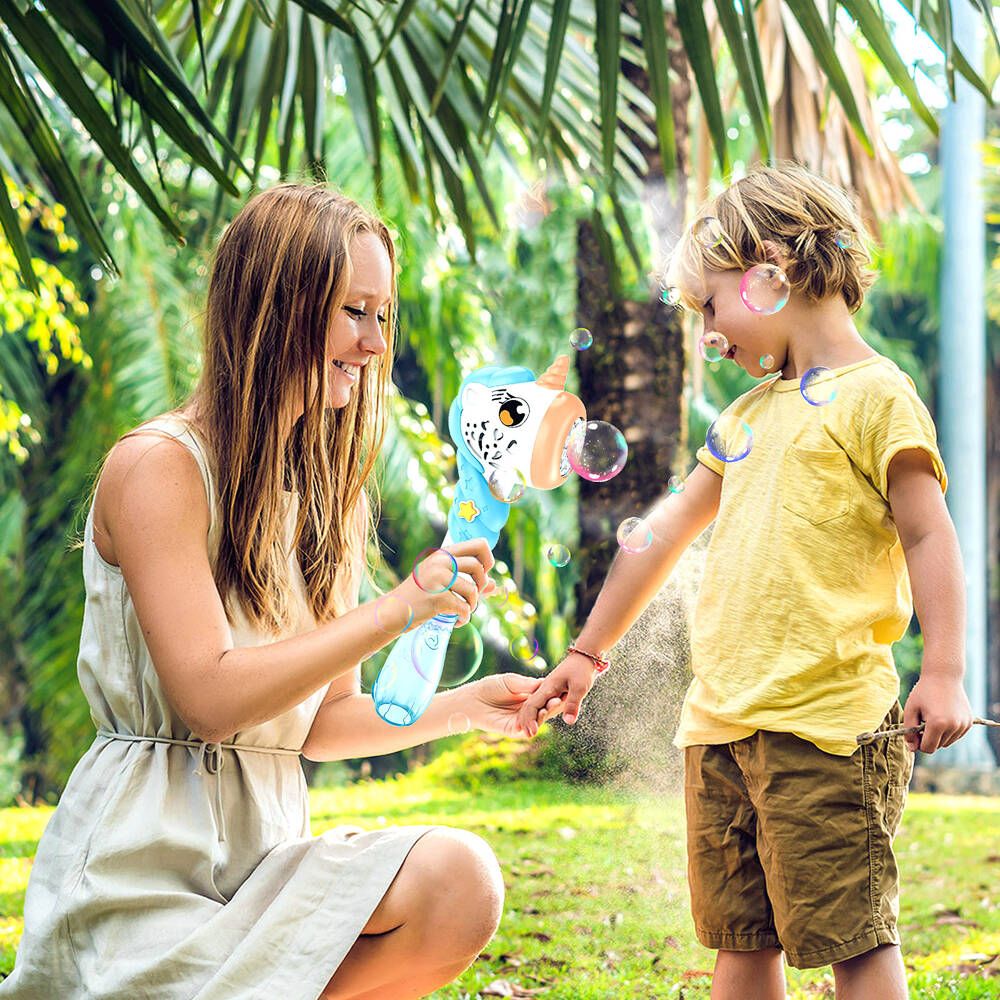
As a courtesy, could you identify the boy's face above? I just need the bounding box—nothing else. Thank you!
[696,268,787,378]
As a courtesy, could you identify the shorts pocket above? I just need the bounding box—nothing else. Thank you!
[885,727,914,836]
[781,445,853,525]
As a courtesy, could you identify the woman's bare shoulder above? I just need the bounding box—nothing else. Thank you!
[93,421,208,567]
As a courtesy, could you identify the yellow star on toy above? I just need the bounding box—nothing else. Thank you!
[458,499,480,522]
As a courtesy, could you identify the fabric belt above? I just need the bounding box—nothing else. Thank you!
[96,729,301,843]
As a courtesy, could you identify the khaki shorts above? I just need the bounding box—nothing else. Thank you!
[684,702,913,969]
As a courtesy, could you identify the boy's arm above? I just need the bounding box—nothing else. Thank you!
[887,448,973,753]
[517,463,723,736]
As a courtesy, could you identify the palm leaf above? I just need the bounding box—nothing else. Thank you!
[674,0,729,175]
[0,161,38,294]
[783,0,874,156]
[634,0,676,178]
[714,0,772,158]
[0,35,116,273]
[0,1,183,241]
[594,0,620,182]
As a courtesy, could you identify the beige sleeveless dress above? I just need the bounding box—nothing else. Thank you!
[1,415,435,999]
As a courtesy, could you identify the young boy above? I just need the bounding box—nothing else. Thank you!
[517,163,973,999]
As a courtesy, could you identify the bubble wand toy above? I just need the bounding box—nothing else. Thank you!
[372,355,586,726]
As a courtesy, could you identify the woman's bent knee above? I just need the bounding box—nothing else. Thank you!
[415,829,504,955]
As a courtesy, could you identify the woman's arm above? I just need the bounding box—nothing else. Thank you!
[105,434,491,744]
[302,680,483,761]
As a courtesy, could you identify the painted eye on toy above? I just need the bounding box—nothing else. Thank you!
[498,398,529,427]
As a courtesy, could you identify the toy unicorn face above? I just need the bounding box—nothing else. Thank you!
[457,356,585,490]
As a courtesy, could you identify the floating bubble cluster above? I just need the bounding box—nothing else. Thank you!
[706,414,754,463]
[570,327,593,351]
[800,367,838,407]
[545,543,571,568]
[617,517,654,554]
[698,331,730,363]
[567,420,628,483]
[739,264,790,315]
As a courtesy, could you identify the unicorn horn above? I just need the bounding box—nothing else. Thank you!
[536,354,570,390]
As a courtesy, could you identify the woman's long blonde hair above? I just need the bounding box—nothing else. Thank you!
[85,183,396,635]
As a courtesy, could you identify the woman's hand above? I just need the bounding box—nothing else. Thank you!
[467,673,564,740]
[389,539,496,629]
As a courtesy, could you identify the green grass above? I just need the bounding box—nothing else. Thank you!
[1,741,998,998]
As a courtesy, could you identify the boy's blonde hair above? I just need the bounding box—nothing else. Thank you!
[665,161,877,315]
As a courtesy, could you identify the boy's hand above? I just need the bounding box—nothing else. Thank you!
[902,673,973,753]
[516,653,599,737]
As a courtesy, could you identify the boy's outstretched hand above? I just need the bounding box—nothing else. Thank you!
[516,653,599,738]
[902,673,974,753]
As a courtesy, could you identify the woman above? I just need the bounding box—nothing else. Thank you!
[1,183,559,1000]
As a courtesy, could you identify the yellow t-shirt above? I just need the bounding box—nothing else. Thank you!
[674,355,947,756]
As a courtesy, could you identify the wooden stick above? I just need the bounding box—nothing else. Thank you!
[856,717,1000,746]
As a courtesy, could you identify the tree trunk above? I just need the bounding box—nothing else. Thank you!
[559,7,691,778]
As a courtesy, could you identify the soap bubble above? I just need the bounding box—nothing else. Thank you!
[739,264,790,315]
[706,414,753,463]
[661,285,682,307]
[617,517,654,554]
[489,578,517,608]
[667,475,685,494]
[567,420,628,483]
[800,367,838,406]
[834,230,853,249]
[412,547,459,594]
[487,468,526,503]
[546,543,571,568]
[435,621,485,687]
[698,331,729,363]
[510,634,540,662]
[693,216,725,248]
[447,712,472,735]
[569,327,593,350]
[374,595,414,635]
[759,353,775,371]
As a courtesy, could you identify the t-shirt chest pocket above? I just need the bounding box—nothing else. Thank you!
[781,444,854,525]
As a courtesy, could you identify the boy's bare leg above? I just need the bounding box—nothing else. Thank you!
[832,944,907,1000]
[711,948,785,1000]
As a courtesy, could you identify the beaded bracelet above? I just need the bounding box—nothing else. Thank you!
[565,643,611,674]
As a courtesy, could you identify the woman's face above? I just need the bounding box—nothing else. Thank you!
[323,231,392,408]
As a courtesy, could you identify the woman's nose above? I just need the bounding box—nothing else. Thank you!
[360,322,388,356]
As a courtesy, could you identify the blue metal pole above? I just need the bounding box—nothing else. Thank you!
[933,2,994,768]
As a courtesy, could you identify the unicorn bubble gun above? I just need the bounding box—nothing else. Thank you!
[372,355,586,726]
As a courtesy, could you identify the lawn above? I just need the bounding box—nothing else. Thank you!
[1,737,998,998]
